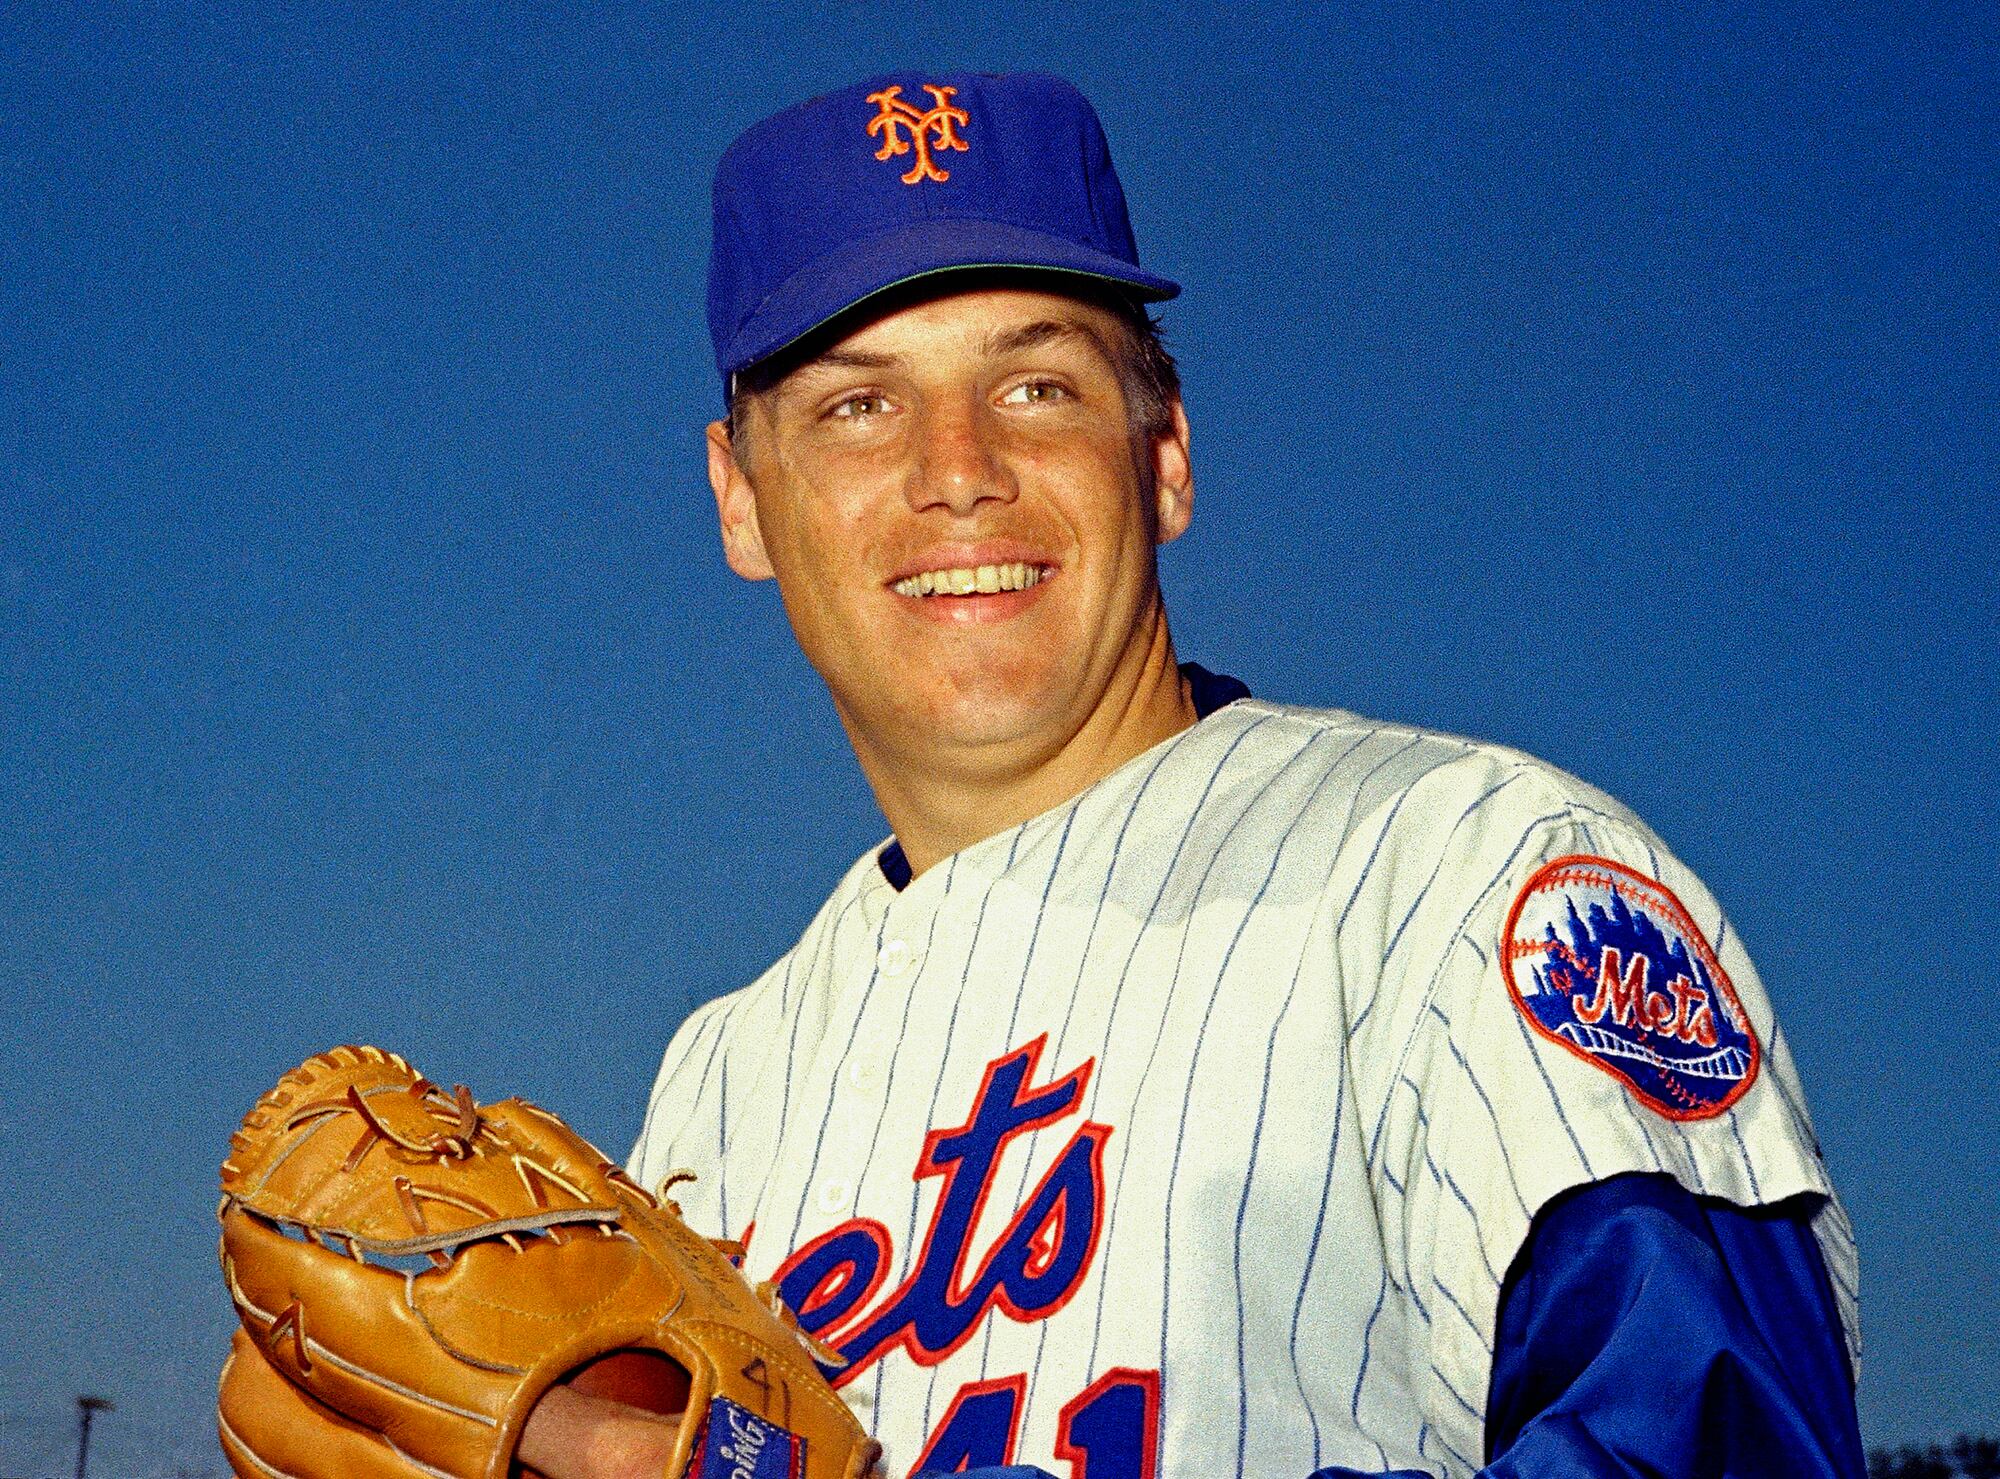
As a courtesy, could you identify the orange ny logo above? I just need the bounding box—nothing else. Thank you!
[865,84,970,184]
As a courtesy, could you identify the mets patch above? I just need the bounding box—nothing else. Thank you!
[1500,855,1759,1120]
[690,1395,803,1479]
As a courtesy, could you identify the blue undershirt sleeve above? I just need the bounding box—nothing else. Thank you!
[1311,1172,1864,1479]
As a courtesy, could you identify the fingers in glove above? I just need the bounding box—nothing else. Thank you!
[516,1384,684,1479]
[219,1331,460,1479]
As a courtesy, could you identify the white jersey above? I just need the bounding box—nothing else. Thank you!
[630,698,1857,1478]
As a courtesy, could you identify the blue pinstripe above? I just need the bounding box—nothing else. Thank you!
[1227,730,1381,1472]
[1347,1271,1393,1468]
[906,861,1011,1442]
[1505,993,1596,1178]
[1375,772,1530,979]
[716,1052,731,1233]
[1364,808,1573,1169]
[1761,1021,1829,1156]
[1431,1272,1487,1347]
[908,828,1034,1431]
[1620,1090,1672,1176]
[1430,1417,1477,1474]
[1078,717,1281,1379]
[1132,731,1346,1455]
[999,804,1081,1045]
[769,906,890,1260]
[1823,1222,1860,1306]
[1404,1083,1500,1290]
[1332,739,1445,1037]
[1431,1362,1481,1422]
[1415,1420,1437,1475]
[674,1011,734,1181]
[1015,739,1185,1408]
[754,891,867,1223]
[636,1005,727,1173]
[1425,1001,1531,1222]
[968,804,1082,1380]
[1386,1219,1436,1332]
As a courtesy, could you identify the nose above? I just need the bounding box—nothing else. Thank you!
[903,396,1018,515]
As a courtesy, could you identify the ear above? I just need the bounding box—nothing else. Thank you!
[1150,397,1194,546]
[707,420,775,581]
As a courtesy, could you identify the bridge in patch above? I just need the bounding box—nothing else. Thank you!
[1555,1021,1752,1081]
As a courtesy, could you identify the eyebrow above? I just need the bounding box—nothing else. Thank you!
[796,346,897,374]
[979,318,1111,359]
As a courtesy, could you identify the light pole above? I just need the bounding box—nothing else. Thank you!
[74,1395,113,1479]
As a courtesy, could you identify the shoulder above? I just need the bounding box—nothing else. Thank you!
[1242,695,1632,800]
[1213,698,1733,1022]
[1195,699,1781,1127]
[1064,694,1678,951]
[1191,695,1657,874]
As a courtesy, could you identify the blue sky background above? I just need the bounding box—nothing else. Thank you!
[2,2,1993,1472]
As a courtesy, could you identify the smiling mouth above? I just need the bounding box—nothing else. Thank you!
[891,563,1052,598]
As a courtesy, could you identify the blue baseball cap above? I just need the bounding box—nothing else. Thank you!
[708,72,1180,393]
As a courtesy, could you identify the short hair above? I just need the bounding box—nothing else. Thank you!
[725,275,1181,454]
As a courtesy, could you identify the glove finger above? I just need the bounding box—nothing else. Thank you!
[219,1330,457,1479]
[222,1208,513,1428]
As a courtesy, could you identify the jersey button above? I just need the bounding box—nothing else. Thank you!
[877,939,915,977]
[815,1178,852,1214]
[846,1057,884,1092]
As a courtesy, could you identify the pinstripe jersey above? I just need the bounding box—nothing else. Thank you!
[629,698,1858,1478]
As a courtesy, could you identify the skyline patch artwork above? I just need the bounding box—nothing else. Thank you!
[1501,855,1760,1120]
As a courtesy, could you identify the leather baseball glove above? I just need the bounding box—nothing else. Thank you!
[216,1044,878,1479]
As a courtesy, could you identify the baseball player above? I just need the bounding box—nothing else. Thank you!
[268,72,1865,1479]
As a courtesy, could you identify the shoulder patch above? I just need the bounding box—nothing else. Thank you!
[1500,855,1759,1120]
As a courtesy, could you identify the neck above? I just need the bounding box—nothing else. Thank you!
[843,615,1197,879]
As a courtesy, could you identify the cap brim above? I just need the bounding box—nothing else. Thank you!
[720,217,1180,382]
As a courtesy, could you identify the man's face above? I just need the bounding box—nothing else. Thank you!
[707,286,1193,770]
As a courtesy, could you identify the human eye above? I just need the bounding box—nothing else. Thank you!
[999,379,1070,406]
[827,391,894,420]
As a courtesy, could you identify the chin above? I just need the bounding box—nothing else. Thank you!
[923,689,1068,748]
[878,659,1081,753]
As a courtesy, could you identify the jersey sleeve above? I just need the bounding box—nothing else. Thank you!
[1351,773,1858,1462]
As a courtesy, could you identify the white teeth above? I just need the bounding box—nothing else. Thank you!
[893,563,1047,598]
